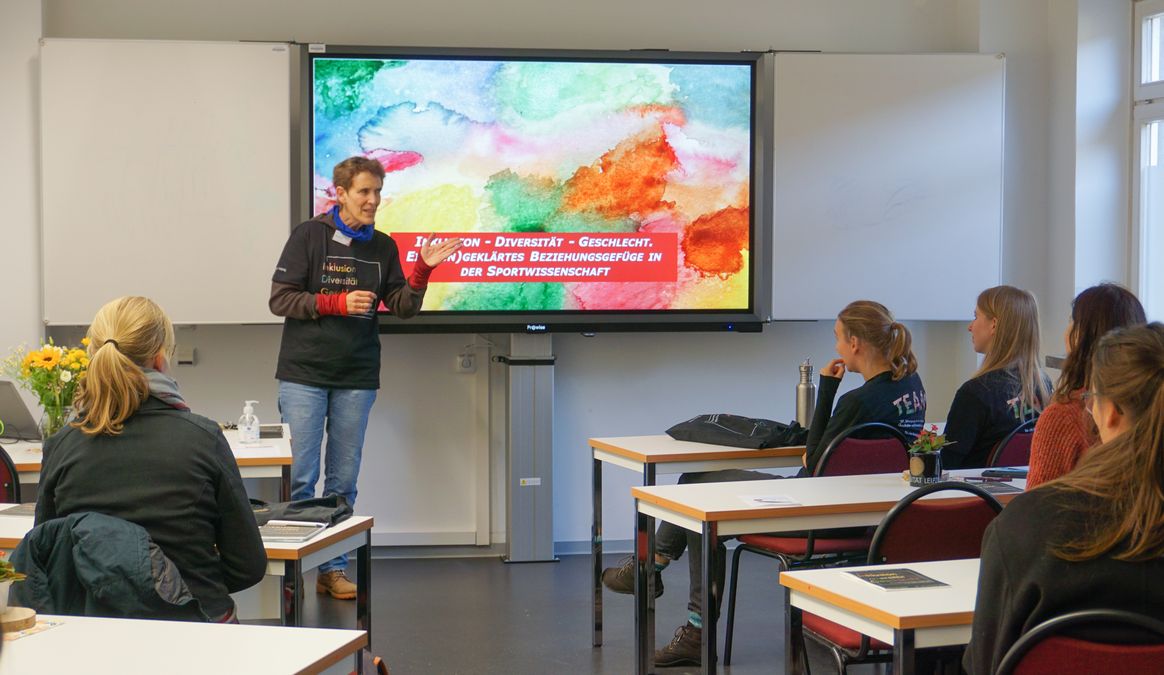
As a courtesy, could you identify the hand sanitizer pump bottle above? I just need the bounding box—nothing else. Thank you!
[796,360,816,427]
[238,400,260,443]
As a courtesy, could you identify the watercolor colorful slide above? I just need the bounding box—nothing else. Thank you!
[311,54,756,316]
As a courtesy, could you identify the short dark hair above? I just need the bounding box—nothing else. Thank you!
[332,156,385,190]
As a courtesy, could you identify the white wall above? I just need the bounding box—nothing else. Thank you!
[18,0,1102,550]
[0,0,43,374]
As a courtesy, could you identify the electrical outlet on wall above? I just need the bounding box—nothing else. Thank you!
[455,351,476,374]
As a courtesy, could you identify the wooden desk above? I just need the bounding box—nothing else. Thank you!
[2,424,293,500]
[588,435,805,647]
[630,471,1023,674]
[781,558,979,675]
[0,508,372,640]
[0,614,367,675]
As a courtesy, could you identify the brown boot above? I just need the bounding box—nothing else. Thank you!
[316,569,357,600]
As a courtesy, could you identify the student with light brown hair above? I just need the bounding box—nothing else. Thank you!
[942,285,1050,469]
[602,300,927,668]
[965,322,1164,674]
[1026,283,1146,486]
[35,296,265,622]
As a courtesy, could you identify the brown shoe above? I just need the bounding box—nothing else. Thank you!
[316,570,357,600]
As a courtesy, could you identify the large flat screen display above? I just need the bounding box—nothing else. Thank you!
[306,47,770,332]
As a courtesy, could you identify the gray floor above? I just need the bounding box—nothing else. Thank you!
[286,552,893,675]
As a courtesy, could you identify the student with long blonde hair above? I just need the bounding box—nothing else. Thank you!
[965,322,1164,673]
[942,286,1050,469]
[1026,284,1145,486]
[34,297,265,622]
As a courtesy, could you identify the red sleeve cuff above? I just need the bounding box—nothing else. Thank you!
[315,292,349,316]
[409,257,434,291]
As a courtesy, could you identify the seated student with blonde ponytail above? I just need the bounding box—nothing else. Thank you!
[941,286,1050,469]
[1027,284,1146,487]
[965,322,1164,674]
[602,300,927,669]
[35,296,266,622]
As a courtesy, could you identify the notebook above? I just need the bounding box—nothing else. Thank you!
[0,381,41,441]
[259,520,328,543]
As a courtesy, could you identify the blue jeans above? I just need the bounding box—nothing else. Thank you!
[278,381,377,573]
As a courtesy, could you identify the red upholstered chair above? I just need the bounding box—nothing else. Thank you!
[722,422,910,665]
[988,418,1037,467]
[801,481,1003,673]
[996,609,1164,675]
[0,445,22,503]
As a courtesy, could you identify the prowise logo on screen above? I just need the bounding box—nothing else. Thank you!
[525,324,548,333]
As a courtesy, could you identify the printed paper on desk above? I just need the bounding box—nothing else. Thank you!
[232,445,281,458]
[740,495,800,507]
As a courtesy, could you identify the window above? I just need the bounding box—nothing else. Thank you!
[1134,1,1164,320]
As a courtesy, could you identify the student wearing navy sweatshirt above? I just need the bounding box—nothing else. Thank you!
[942,286,1051,469]
[602,300,926,668]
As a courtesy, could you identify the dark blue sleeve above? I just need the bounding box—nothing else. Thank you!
[942,381,989,469]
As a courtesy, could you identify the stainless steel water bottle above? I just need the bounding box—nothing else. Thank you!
[796,359,816,427]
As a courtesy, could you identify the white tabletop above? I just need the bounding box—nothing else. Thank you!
[1,424,292,482]
[781,558,979,648]
[632,470,1026,536]
[0,614,366,675]
[590,435,805,473]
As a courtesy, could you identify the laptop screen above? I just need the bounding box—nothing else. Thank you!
[0,381,41,441]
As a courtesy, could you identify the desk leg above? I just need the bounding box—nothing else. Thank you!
[280,465,291,502]
[592,455,603,647]
[283,560,303,627]
[357,530,371,675]
[784,587,806,675]
[700,521,718,675]
[634,500,656,675]
[894,628,916,675]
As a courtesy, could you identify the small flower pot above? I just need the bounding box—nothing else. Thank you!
[0,580,12,613]
[908,449,943,487]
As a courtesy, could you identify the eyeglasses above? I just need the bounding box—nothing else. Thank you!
[1082,390,1097,411]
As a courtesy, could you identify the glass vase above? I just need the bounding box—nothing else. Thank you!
[39,405,73,439]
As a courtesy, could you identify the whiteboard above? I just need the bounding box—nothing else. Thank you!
[770,53,1004,321]
[41,39,293,325]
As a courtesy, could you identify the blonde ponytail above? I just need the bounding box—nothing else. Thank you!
[837,301,917,381]
[72,297,175,436]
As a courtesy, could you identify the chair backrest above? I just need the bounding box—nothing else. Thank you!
[867,481,1002,564]
[0,445,22,504]
[814,422,910,477]
[997,609,1164,675]
[988,418,1037,467]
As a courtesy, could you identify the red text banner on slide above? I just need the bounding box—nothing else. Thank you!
[393,232,679,283]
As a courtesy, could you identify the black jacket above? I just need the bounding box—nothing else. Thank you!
[37,397,266,618]
[964,487,1164,674]
[11,512,207,621]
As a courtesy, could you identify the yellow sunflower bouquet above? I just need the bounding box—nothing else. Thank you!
[3,338,90,438]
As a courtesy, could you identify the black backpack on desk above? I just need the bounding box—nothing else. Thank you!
[665,414,807,449]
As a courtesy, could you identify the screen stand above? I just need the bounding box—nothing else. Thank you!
[500,334,558,563]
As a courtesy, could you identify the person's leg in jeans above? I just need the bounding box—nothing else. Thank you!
[317,387,377,574]
[278,381,329,502]
[655,469,775,666]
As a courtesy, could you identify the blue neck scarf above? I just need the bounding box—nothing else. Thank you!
[331,206,374,243]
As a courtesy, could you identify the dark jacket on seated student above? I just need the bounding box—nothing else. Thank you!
[12,511,208,621]
[941,368,1043,469]
[803,370,926,474]
[38,397,267,621]
[964,488,1164,673]
[943,286,1050,469]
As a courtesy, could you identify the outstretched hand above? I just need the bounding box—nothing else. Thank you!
[419,234,463,266]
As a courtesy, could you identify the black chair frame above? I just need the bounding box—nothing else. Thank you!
[987,418,1037,467]
[722,422,910,665]
[996,609,1164,675]
[804,481,1003,672]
